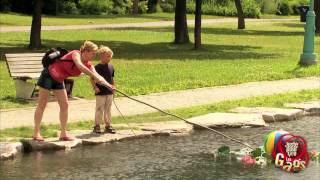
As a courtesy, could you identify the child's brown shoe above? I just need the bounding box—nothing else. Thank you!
[105,126,116,134]
[93,125,102,134]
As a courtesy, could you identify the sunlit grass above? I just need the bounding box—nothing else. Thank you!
[0,20,319,108]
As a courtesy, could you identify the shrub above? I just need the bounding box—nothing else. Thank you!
[139,0,148,14]
[0,0,11,12]
[259,0,278,14]
[111,0,132,15]
[243,0,261,18]
[79,0,113,15]
[160,3,174,12]
[275,0,308,15]
[186,0,261,18]
[277,0,293,15]
[160,0,175,12]
[57,0,79,14]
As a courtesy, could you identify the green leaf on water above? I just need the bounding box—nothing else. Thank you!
[218,146,230,155]
[251,148,262,158]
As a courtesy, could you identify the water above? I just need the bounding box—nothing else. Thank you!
[1,116,319,180]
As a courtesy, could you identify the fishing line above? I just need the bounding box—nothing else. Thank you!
[109,88,254,150]
[112,95,136,136]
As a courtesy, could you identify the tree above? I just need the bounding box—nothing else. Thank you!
[194,0,202,49]
[133,0,139,14]
[174,0,189,44]
[234,0,245,29]
[29,0,43,49]
[315,0,320,34]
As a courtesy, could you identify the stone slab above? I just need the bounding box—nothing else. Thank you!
[70,130,169,145]
[24,138,82,151]
[0,142,23,160]
[285,101,320,115]
[136,121,193,135]
[231,107,305,122]
[187,113,266,128]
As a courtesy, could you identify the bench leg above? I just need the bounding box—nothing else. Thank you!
[15,79,36,99]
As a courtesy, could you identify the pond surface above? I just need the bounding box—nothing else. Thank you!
[1,116,319,180]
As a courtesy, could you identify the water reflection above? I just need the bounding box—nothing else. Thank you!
[1,116,319,180]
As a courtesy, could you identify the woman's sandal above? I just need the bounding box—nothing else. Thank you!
[59,136,75,141]
[32,136,44,142]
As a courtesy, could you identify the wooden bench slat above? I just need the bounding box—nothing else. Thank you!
[5,53,45,58]
[11,72,41,79]
[7,57,43,61]
[8,61,44,65]
[10,69,43,73]
[9,64,43,68]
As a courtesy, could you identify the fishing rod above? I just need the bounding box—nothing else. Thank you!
[109,88,254,150]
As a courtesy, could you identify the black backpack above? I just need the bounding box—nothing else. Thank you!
[42,47,69,68]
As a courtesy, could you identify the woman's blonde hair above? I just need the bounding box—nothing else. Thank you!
[80,40,98,52]
[98,45,113,57]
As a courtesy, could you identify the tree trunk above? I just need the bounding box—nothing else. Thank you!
[315,0,320,34]
[174,0,189,44]
[235,0,245,29]
[29,0,43,49]
[133,0,139,14]
[194,0,202,49]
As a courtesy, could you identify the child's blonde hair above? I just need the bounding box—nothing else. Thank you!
[80,40,98,52]
[98,45,113,57]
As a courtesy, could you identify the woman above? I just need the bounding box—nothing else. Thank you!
[33,41,115,141]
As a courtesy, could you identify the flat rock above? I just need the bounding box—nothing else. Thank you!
[24,138,82,151]
[0,142,23,160]
[136,121,193,135]
[187,113,266,128]
[285,101,320,115]
[231,107,304,122]
[70,130,169,145]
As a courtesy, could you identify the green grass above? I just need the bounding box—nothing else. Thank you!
[260,14,299,19]
[0,89,319,141]
[0,20,319,109]
[0,12,222,26]
[0,12,299,27]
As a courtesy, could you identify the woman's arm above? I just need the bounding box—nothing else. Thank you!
[72,52,97,78]
[89,76,100,93]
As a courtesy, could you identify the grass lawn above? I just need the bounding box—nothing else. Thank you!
[0,20,319,109]
[0,12,299,26]
[0,12,223,26]
[0,89,318,141]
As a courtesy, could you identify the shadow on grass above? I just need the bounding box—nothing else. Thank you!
[90,26,304,37]
[201,27,304,36]
[284,65,317,77]
[1,96,32,105]
[276,22,305,28]
[0,40,279,61]
[48,14,174,21]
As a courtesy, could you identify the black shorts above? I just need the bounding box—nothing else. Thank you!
[37,68,65,90]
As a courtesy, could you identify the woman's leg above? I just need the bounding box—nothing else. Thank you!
[53,89,69,137]
[33,87,50,138]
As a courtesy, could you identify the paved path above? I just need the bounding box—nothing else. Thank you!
[0,18,297,32]
[0,77,319,129]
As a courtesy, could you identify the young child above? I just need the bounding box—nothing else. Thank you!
[91,45,116,134]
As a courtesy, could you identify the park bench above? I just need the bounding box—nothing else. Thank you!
[5,53,74,99]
